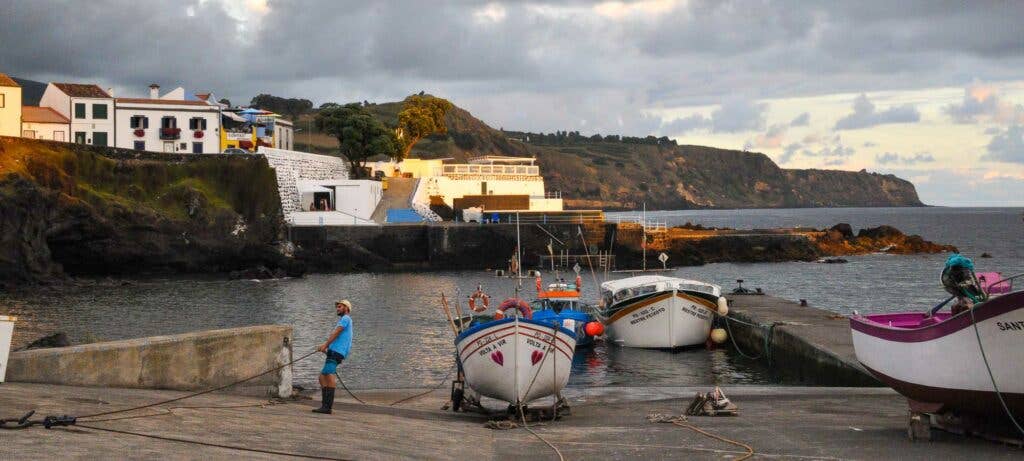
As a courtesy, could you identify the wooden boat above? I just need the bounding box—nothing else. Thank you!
[596,275,725,348]
[454,304,577,407]
[851,275,1023,419]
[530,275,602,347]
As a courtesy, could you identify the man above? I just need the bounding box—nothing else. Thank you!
[313,299,353,414]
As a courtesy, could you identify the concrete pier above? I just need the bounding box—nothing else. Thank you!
[2,383,1020,459]
[6,325,293,397]
[726,294,879,386]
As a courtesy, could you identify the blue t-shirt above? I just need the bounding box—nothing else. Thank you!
[329,315,353,358]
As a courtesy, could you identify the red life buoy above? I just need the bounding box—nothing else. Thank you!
[496,298,532,320]
[575,275,582,292]
[468,289,490,313]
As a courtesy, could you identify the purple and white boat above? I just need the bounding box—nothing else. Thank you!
[850,273,1023,417]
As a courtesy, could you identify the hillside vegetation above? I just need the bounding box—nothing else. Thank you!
[301,99,923,210]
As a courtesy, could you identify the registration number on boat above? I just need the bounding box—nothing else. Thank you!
[630,307,666,325]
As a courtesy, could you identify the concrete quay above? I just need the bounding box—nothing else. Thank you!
[725,294,879,386]
[2,383,1021,460]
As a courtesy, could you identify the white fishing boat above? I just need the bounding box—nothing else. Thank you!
[453,299,577,408]
[596,275,726,349]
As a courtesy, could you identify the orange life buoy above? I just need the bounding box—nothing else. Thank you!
[468,289,490,313]
[496,298,532,320]
[575,275,582,292]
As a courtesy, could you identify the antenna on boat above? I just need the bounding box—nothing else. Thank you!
[516,212,523,288]
[642,202,647,272]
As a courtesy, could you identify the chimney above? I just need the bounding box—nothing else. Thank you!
[149,83,160,99]
[107,88,114,97]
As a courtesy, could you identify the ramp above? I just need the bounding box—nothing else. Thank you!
[371,177,418,223]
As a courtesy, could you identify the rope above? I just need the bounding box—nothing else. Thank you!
[78,350,319,420]
[722,315,777,364]
[648,413,754,461]
[577,226,601,294]
[969,303,1024,437]
[511,320,565,461]
[336,364,457,407]
[82,402,284,423]
[77,423,345,460]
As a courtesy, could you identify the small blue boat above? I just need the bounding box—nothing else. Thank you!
[530,275,603,347]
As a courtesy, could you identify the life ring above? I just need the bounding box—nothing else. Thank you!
[468,289,490,313]
[494,298,532,320]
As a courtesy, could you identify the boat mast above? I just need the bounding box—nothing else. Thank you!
[516,212,523,286]
[642,202,647,272]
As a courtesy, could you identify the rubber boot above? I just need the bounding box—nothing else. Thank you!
[312,387,335,414]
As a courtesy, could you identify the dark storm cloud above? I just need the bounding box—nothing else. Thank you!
[834,94,920,130]
[1,1,1023,133]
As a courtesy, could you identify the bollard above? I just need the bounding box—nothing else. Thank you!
[799,299,808,306]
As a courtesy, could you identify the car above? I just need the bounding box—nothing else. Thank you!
[222,148,249,155]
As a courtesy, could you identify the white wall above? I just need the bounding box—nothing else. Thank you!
[39,85,70,119]
[427,176,548,207]
[297,179,382,220]
[114,104,221,153]
[274,123,293,151]
[258,146,350,221]
[0,85,21,137]
[21,122,68,142]
[70,97,115,146]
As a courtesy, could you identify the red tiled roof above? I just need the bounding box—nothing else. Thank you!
[116,98,218,107]
[195,93,211,101]
[52,83,111,98]
[22,106,70,124]
[0,73,19,87]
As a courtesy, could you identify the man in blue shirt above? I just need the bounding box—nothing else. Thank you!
[313,299,353,414]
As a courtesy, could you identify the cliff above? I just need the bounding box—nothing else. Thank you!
[0,137,299,284]
[303,100,923,210]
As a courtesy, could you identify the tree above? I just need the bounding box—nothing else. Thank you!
[249,93,313,120]
[218,98,231,107]
[396,94,453,159]
[315,103,400,177]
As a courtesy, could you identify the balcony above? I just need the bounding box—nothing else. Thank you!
[159,128,181,140]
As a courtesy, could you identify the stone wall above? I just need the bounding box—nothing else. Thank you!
[258,147,349,219]
[6,325,294,397]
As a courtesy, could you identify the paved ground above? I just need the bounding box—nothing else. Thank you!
[370,177,419,223]
[2,383,1021,460]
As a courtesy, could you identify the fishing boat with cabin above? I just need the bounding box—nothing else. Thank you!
[530,272,604,348]
[596,275,728,349]
[851,255,1024,435]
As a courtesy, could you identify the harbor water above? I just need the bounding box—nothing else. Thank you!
[2,207,1020,388]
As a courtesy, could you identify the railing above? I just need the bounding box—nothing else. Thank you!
[159,128,181,140]
[610,216,668,232]
[441,164,540,176]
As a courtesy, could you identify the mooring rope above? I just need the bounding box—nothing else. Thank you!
[336,363,457,407]
[970,304,1024,437]
[648,413,754,461]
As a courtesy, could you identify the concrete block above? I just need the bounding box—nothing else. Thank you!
[6,325,293,397]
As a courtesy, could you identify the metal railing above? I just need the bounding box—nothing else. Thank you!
[441,164,540,176]
[609,216,668,232]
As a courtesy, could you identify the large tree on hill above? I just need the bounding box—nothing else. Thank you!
[316,103,400,177]
[249,94,313,120]
[397,94,453,159]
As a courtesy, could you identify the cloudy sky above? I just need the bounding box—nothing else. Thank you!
[2,0,1023,206]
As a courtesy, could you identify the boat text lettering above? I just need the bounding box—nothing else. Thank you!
[997,321,1024,331]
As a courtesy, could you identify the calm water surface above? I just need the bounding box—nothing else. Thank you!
[2,207,1020,388]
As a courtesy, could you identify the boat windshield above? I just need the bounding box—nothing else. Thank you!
[534,299,576,313]
[612,284,660,303]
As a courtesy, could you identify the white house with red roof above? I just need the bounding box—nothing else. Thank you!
[39,82,114,146]
[21,106,69,142]
[113,84,221,153]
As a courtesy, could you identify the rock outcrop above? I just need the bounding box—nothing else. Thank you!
[0,137,302,284]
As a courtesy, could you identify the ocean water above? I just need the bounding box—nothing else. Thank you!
[2,207,1019,389]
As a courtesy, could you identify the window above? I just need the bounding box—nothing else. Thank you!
[193,142,203,154]
[22,130,36,139]
[75,103,86,119]
[74,131,87,144]
[93,132,108,147]
[134,141,146,151]
[161,116,177,129]
[189,117,207,130]
[92,104,107,119]
[130,115,149,129]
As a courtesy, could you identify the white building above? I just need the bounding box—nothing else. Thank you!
[113,84,222,153]
[39,83,114,146]
[273,118,293,151]
[21,106,69,142]
[407,156,563,212]
[0,73,21,137]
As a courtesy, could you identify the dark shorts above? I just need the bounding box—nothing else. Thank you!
[321,351,344,375]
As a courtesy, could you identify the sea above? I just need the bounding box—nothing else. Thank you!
[2,207,1020,389]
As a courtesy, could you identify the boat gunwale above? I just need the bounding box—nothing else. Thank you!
[850,290,1024,343]
[454,316,577,344]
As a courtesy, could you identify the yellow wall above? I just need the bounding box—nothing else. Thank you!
[399,158,445,178]
[220,127,257,151]
[0,85,22,137]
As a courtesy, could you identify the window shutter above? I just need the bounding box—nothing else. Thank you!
[144,117,149,129]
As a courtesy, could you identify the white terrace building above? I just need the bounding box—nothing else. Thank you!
[113,84,222,153]
[39,83,114,146]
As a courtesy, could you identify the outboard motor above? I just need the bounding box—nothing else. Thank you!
[941,254,986,303]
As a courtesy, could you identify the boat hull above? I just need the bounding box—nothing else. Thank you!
[455,317,577,406]
[601,290,714,348]
[851,291,1024,417]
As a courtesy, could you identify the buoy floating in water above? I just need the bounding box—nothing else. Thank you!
[716,297,729,316]
[584,321,604,337]
[710,328,728,344]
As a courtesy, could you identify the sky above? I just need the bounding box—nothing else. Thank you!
[1,0,1023,206]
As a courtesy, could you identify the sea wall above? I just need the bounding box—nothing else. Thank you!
[6,325,294,397]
